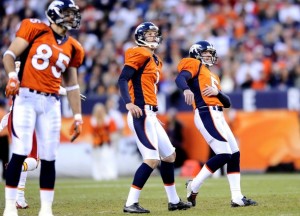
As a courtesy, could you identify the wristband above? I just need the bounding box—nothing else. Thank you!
[74,113,82,121]
[3,50,16,60]
[65,84,80,92]
[8,71,18,78]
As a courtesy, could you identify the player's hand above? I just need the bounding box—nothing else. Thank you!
[5,72,19,97]
[126,103,143,118]
[183,89,194,105]
[69,114,83,142]
[202,84,218,96]
[80,94,86,101]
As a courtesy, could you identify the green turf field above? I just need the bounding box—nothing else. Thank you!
[1,174,300,216]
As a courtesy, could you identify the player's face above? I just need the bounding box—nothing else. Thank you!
[144,30,159,42]
[201,51,213,65]
[62,9,76,26]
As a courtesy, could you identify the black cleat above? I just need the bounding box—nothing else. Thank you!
[231,196,258,207]
[123,203,150,213]
[186,180,198,207]
[168,199,192,211]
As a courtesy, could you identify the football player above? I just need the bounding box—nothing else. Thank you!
[175,40,258,207]
[118,22,192,213]
[0,87,86,210]
[2,0,84,216]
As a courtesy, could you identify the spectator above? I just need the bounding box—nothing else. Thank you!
[90,103,118,181]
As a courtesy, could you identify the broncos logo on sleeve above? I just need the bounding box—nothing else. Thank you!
[124,46,162,107]
[16,18,84,94]
[177,58,223,109]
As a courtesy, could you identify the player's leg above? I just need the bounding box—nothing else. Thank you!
[0,112,10,181]
[16,171,28,209]
[16,157,39,209]
[4,96,36,216]
[155,117,191,211]
[186,109,232,206]
[35,97,61,216]
[224,121,257,207]
[0,135,9,181]
[123,111,159,213]
[16,132,39,209]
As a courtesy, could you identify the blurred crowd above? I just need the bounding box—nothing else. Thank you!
[0,0,300,100]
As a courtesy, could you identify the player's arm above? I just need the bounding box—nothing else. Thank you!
[62,66,83,142]
[217,91,231,108]
[175,70,194,105]
[118,65,143,118]
[202,84,231,108]
[3,37,29,96]
[3,37,28,72]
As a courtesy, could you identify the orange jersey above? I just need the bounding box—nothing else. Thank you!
[177,58,223,109]
[124,46,162,107]
[16,18,84,94]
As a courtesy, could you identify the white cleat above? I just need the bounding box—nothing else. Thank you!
[16,200,29,209]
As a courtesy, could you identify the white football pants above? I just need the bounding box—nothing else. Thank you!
[11,88,61,161]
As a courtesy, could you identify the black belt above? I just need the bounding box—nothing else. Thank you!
[29,89,58,98]
[198,106,223,112]
[145,105,158,112]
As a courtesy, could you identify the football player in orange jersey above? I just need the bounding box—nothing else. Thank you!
[118,22,192,214]
[2,0,84,215]
[0,61,86,210]
[175,40,257,208]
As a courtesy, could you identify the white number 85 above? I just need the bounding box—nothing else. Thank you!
[31,44,70,78]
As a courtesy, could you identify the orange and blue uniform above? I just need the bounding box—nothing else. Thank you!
[118,46,175,159]
[16,18,84,94]
[10,18,84,162]
[120,46,162,108]
[177,58,224,109]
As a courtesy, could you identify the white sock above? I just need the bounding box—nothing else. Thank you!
[40,190,54,213]
[39,201,53,214]
[164,184,180,204]
[126,187,141,206]
[191,164,213,193]
[227,173,243,200]
[17,171,28,202]
[5,187,17,200]
[4,188,18,212]
[4,199,17,213]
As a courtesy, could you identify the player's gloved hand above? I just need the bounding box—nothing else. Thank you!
[183,89,194,105]
[5,72,19,97]
[70,114,83,142]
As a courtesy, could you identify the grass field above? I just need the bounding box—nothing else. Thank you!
[1,174,300,216]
